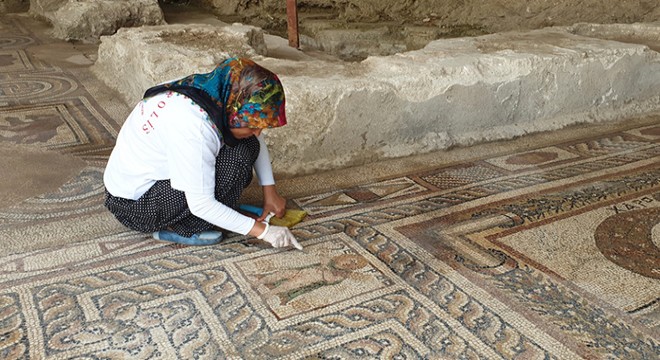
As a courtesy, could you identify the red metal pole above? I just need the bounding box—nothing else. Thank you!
[286,0,299,48]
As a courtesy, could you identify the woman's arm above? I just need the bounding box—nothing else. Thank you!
[260,185,286,220]
[186,191,300,249]
[253,134,274,186]
[253,134,287,220]
[185,191,267,237]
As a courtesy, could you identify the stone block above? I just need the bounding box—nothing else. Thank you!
[52,0,164,42]
[92,23,267,105]
[94,24,660,176]
[266,27,660,175]
[30,0,164,42]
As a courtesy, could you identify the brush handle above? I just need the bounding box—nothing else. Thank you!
[238,204,264,217]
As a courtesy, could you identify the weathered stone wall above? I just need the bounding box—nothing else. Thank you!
[194,0,660,34]
[185,0,243,16]
[0,0,28,13]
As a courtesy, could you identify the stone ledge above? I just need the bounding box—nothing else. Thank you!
[93,23,660,176]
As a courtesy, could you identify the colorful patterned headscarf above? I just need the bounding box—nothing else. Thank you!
[143,57,286,146]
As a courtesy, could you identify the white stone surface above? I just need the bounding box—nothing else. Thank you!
[93,23,660,176]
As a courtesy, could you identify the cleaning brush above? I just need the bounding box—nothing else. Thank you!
[238,204,308,228]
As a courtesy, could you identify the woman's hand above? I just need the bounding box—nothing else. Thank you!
[258,185,286,221]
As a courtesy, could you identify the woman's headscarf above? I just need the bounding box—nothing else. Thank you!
[143,57,287,146]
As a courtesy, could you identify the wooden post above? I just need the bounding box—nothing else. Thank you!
[286,0,299,48]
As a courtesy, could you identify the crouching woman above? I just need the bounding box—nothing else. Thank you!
[103,57,301,249]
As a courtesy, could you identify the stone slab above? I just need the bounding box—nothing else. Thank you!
[93,23,660,176]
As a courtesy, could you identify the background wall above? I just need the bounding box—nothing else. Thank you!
[183,0,660,36]
[0,0,28,13]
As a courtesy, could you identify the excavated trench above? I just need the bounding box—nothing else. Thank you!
[159,0,659,61]
[162,3,489,61]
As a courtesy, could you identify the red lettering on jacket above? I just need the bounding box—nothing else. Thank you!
[141,100,167,134]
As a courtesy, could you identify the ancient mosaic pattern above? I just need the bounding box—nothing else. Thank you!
[1,14,659,360]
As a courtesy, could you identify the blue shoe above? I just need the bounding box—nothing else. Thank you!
[152,230,223,246]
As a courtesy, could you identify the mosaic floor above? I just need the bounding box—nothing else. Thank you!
[1,13,659,360]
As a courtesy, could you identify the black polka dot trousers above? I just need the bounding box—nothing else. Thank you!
[105,136,260,237]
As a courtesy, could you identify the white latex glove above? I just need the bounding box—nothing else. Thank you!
[257,223,303,250]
